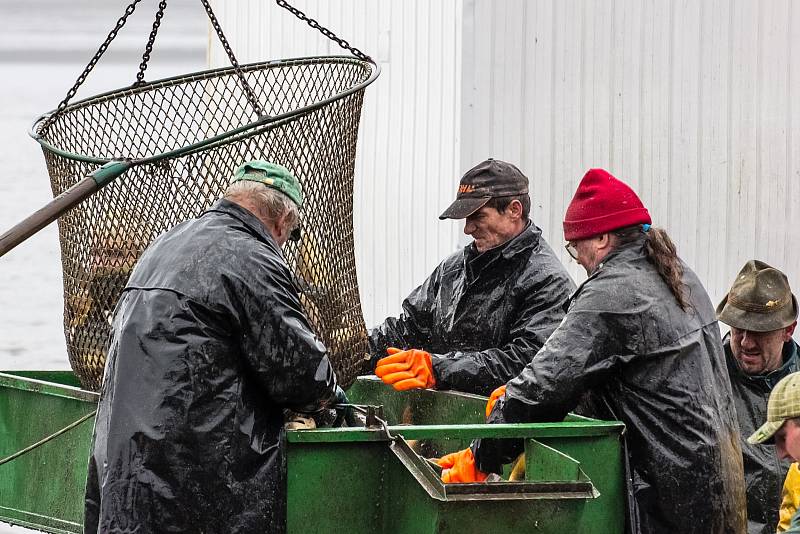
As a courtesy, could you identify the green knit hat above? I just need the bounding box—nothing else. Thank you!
[231,161,303,207]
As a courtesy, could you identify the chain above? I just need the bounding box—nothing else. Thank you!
[41,0,144,134]
[200,0,265,119]
[134,0,169,85]
[274,0,371,62]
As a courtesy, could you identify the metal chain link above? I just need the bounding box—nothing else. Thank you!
[134,0,169,85]
[274,0,371,62]
[41,0,144,134]
[200,0,265,119]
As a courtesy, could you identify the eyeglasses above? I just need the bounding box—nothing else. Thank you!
[564,242,578,260]
[289,224,302,243]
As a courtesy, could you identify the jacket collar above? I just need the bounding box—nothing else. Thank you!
[205,198,280,250]
[723,333,800,389]
[501,220,540,259]
[591,234,646,274]
[566,235,647,305]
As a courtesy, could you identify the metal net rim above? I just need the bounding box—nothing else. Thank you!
[29,55,380,166]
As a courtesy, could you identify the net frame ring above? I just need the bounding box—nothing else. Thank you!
[30,56,380,391]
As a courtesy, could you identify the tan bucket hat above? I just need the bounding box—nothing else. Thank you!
[748,371,800,444]
[717,260,798,332]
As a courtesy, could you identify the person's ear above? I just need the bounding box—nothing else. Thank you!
[269,210,289,243]
[508,199,523,220]
[784,321,798,342]
[596,233,612,251]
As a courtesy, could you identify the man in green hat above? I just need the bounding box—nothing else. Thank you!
[718,260,799,534]
[749,372,800,533]
[85,160,337,534]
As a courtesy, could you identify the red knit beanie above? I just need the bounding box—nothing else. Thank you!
[563,169,651,241]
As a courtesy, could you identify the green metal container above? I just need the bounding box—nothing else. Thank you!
[290,378,626,533]
[0,371,97,533]
[0,373,625,533]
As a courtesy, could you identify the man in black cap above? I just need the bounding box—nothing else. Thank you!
[368,158,575,395]
[718,260,799,534]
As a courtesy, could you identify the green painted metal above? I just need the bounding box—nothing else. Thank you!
[0,373,626,533]
[526,440,584,482]
[286,377,626,533]
[0,372,97,533]
[29,56,381,167]
[89,160,132,187]
[286,426,625,533]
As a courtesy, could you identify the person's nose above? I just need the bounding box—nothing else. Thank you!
[777,441,792,461]
[741,331,758,350]
[464,220,475,235]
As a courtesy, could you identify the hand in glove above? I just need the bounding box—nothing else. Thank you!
[485,385,507,419]
[375,347,436,390]
[437,448,488,483]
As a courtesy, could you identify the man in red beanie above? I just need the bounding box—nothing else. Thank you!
[444,169,747,533]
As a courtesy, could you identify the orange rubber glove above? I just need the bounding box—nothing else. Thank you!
[375,347,436,391]
[485,385,507,419]
[437,448,488,483]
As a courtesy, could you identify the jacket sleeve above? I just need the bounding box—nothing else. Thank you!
[430,270,575,396]
[474,281,626,472]
[236,252,337,413]
[780,463,800,532]
[366,265,442,369]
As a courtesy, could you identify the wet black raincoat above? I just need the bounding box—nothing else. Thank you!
[474,236,747,534]
[84,199,337,534]
[369,223,575,396]
[724,334,800,534]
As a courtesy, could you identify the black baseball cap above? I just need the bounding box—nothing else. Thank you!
[439,159,529,220]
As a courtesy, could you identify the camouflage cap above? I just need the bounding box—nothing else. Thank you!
[231,160,303,207]
[748,372,800,444]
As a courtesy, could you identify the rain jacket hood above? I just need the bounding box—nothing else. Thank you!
[474,236,746,534]
[368,222,575,395]
[724,333,800,534]
[85,198,337,534]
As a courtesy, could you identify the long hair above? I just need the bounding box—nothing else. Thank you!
[612,225,690,311]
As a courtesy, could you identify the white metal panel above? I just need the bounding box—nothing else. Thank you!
[462,0,800,308]
[215,0,800,333]
[209,1,463,327]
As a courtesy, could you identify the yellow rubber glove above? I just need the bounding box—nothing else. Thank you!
[375,347,435,391]
[485,384,507,419]
[437,448,488,483]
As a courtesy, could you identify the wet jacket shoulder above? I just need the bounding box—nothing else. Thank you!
[368,223,575,396]
[84,199,336,534]
[475,237,746,534]
[724,334,800,534]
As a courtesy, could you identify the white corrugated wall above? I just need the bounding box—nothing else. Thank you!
[461,0,800,308]
[210,0,800,328]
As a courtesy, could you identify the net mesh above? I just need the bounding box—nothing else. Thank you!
[34,57,374,391]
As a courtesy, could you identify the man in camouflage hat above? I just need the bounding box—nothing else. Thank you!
[718,260,799,534]
[749,372,800,533]
[85,160,337,534]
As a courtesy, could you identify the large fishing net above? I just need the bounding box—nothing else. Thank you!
[29,1,379,391]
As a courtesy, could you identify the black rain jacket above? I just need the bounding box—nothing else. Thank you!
[368,223,575,396]
[474,236,747,534]
[84,199,337,534]
[724,334,800,534]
